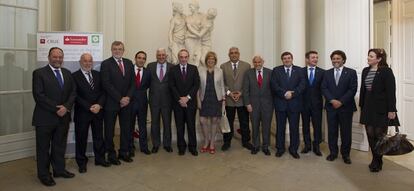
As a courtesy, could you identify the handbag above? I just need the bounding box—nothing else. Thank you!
[374,126,414,156]
[220,110,231,134]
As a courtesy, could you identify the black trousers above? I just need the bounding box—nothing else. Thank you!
[131,104,148,152]
[276,111,300,152]
[104,106,132,159]
[224,106,251,145]
[326,110,353,157]
[301,106,323,148]
[173,105,197,151]
[75,114,105,168]
[36,123,69,178]
[150,106,172,148]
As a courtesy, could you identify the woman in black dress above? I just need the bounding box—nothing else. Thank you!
[359,48,399,172]
[197,51,225,154]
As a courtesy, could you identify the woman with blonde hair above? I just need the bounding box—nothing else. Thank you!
[197,51,225,154]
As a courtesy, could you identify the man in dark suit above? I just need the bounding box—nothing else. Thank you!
[220,47,253,151]
[73,53,110,173]
[147,48,174,153]
[270,51,306,159]
[130,51,151,156]
[243,55,274,156]
[169,49,200,156]
[321,50,357,164]
[32,47,76,186]
[100,41,135,164]
[300,51,325,156]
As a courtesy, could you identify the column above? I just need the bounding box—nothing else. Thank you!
[70,0,98,32]
[280,0,306,66]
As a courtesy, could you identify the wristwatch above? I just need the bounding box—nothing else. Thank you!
[187,95,191,100]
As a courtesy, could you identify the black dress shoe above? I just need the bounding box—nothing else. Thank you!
[164,146,173,153]
[326,154,337,161]
[221,143,231,151]
[289,151,300,159]
[95,160,111,167]
[242,143,253,151]
[78,167,87,173]
[118,155,133,163]
[141,149,151,155]
[262,149,271,156]
[53,170,75,178]
[189,150,198,156]
[151,147,159,153]
[343,157,352,164]
[301,146,311,154]
[313,147,322,156]
[275,151,285,157]
[39,176,56,187]
[178,150,185,155]
[109,158,121,165]
[251,148,259,155]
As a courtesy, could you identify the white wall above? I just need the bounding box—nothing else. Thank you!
[124,0,254,65]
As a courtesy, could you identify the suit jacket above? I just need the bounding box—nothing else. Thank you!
[32,65,76,126]
[321,66,357,112]
[220,60,251,107]
[72,70,105,123]
[198,66,225,104]
[147,62,174,108]
[359,66,397,113]
[302,66,325,110]
[270,65,306,112]
[132,67,151,109]
[242,67,273,112]
[100,57,135,111]
[168,63,200,108]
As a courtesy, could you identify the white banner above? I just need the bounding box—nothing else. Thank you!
[37,32,104,157]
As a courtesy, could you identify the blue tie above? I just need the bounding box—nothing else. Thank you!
[54,69,64,89]
[309,67,314,86]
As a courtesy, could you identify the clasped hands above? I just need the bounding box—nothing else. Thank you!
[120,97,130,108]
[179,96,190,108]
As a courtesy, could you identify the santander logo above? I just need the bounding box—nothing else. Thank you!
[63,36,88,45]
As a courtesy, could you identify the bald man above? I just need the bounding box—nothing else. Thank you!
[73,53,110,173]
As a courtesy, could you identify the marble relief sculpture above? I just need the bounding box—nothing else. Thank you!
[168,1,217,67]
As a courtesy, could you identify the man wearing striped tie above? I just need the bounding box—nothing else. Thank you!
[73,53,110,174]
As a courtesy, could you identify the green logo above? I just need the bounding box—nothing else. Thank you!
[91,35,100,43]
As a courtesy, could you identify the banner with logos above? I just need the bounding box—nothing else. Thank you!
[37,32,104,157]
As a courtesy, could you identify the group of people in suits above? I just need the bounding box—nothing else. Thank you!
[32,43,397,186]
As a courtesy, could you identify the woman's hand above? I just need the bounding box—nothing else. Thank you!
[388,112,396,120]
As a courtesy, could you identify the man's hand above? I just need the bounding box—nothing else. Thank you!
[90,104,101,114]
[120,97,130,108]
[179,96,189,108]
[330,99,343,109]
[56,105,68,117]
[246,104,253,113]
[284,91,294,100]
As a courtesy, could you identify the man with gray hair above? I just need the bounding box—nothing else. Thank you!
[243,55,274,155]
[73,53,110,173]
[220,47,253,151]
[147,48,174,153]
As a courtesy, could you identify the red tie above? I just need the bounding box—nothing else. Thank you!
[135,69,141,88]
[258,70,263,88]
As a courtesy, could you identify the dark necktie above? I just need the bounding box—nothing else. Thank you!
[86,72,94,89]
[257,70,263,88]
[181,66,186,80]
[159,64,164,81]
[309,67,314,86]
[136,69,141,88]
[233,63,237,77]
[54,69,64,89]
[286,68,290,79]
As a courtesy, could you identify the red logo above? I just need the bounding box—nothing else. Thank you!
[40,39,46,44]
[63,36,88,45]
